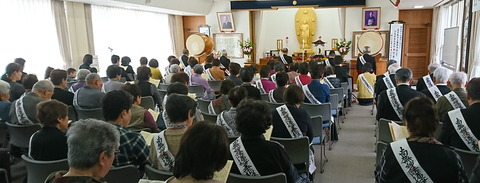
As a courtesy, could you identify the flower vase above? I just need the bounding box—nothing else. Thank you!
[244,54,252,64]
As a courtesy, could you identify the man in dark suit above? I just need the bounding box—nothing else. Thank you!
[356,46,376,75]
[219,50,231,70]
[180,49,189,67]
[420,67,451,102]
[376,68,425,121]
[416,63,441,91]
[222,16,232,29]
[375,61,399,101]
[279,48,292,64]
[439,78,480,151]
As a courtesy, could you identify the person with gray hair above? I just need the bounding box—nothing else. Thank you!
[0,80,11,122]
[416,62,441,91]
[45,119,120,183]
[376,68,425,121]
[356,45,376,75]
[420,67,452,102]
[436,72,469,119]
[9,80,54,125]
[220,49,231,70]
[375,63,400,101]
[164,64,180,84]
[73,73,105,109]
[69,69,91,93]
[190,64,214,99]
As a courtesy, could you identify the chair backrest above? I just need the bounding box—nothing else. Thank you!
[67,106,77,122]
[158,83,170,90]
[377,118,394,143]
[330,94,339,112]
[201,112,218,123]
[375,141,388,166]
[453,148,480,178]
[0,168,7,183]
[140,96,155,110]
[145,164,173,181]
[5,123,41,148]
[75,108,104,121]
[260,93,269,101]
[158,90,167,105]
[270,136,310,173]
[66,81,77,90]
[126,73,135,81]
[197,99,211,113]
[266,102,283,111]
[188,85,205,99]
[208,80,222,92]
[434,122,443,139]
[347,78,352,91]
[310,115,323,145]
[120,77,127,83]
[21,155,68,183]
[330,88,344,101]
[227,173,286,183]
[300,103,331,122]
[104,165,140,183]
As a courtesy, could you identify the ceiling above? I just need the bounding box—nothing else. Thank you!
[396,0,446,9]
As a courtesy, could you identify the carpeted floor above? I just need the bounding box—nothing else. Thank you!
[313,102,377,183]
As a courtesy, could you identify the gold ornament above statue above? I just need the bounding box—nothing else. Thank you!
[295,8,316,56]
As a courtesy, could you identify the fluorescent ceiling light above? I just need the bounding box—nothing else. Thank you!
[414,5,424,8]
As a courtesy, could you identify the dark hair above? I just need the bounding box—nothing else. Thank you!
[44,67,54,79]
[50,69,67,86]
[228,86,247,107]
[83,54,93,65]
[167,55,177,63]
[140,57,148,65]
[89,67,98,73]
[267,59,275,70]
[404,97,438,138]
[111,55,120,64]
[362,62,372,72]
[308,60,318,72]
[173,122,228,180]
[149,59,159,68]
[67,68,76,75]
[183,49,189,55]
[106,65,122,79]
[171,73,189,85]
[467,78,480,100]
[219,80,235,95]
[328,51,336,56]
[136,66,151,81]
[298,62,309,74]
[121,56,131,66]
[274,61,285,72]
[275,72,288,87]
[14,58,26,67]
[289,62,299,72]
[2,63,22,82]
[170,58,180,66]
[229,63,241,76]
[310,64,324,79]
[334,56,343,65]
[284,85,304,105]
[37,100,67,127]
[188,57,198,68]
[166,94,197,123]
[205,56,214,64]
[212,59,220,66]
[102,90,133,122]
[239,67,254,82]
[395,68,413,83]
[236,99,272,136]
[167,82,188,95]
[22,74,38,90]
[325,66,334,76]
[121,83,141,103]
[259,65,270,78]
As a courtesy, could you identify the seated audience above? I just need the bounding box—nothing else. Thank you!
[2,63,25,102]
[272,85,313,140]
[333,56,349,83]
[185,57,198,77]
[324,65,341,88]
[79,54,96,73]
[420,67,451,102]
[356,63,376,106]
[14,58,28,83]
[121,83,159,132]
[266,59,276,76]
[171,72,190,86]
[0,80,11,122]
[303,64,330,104]
[287,63,300,84]
[209,59,225,81]
[294,62,311,86]
[239,67,261,100]
[29,100,68,161]
[269,72,289,103]
[230,99,301,183]
[220,50,231,70]
[216,86,247,137]
[149,58,163,81]
[436,72,469,119]
[416,63,441,91]
[180,49,189,67]
[22,74,38,92]
[165,64,180,84]
[66,68,77,83]
[102,90,150,172]
[137,66,162,107]
[44,66,54,79]
[50,69,74,106]
[439,78,480,151]
[167,122,228,183]
[271,61,285,81]
[102,65,124,93]
[150,94,196,171]
[73,73,104,109]
[256,66,276,94]
[191,64,215,100]
[375,97,468,182]
[211,80,235,114]
[140,57,148,67]
[204,55,213,70]
[375,63,399,101]
[45,118,120,183]
[10,80,54,125]
[226,62,242,85]
[69,69,91,92]
[120,56,136,81]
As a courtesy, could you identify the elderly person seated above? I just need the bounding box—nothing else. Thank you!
[0,80,11,123]
[2,63,25,102]
[165,64,180,84]
[102,90,150,172]
[416,63,441,91]
[436,72,469,119]
[22,74,38,93]
[209,59,225,81]
[121,83,158,132]
[45,119,120,183]
[303,64,330,104]
[324,66,341,88]
[190,64,215,100]
[150,94,197,171]
[29,100,68,161]
[256,66,276,94]
[102,65,124,93]
[10,80,54,125]
[269,72,289,103]
[226,63,242,86]
[211,80,235,114]
[420,66,451,102]
[375,97,468,182]
[136,66,162,108]
[240,67,261,100]
[216,86,247,137]
[294,62,311,86]
[50,69,74,106]
[356,63,376,106]
[73,73,104,109]
[230,99,303,183]
[68,69,90,92]
[166,122,229,183]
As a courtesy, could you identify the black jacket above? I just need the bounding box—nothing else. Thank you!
[271,105,313,141]
[356,54,376,73]
[334,65,349,83]
[220,56,231,70]
[439,103,480,151]
[416,74,433,91]
[374,74,397,101]
[181,55,189,67]
[420,85,451,103]
[52,88,74,106]
[376,85,425,121]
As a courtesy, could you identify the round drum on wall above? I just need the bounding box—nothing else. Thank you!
[186,33,214,56]
[357,31,383,55]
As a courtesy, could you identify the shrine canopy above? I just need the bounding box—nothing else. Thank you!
[231,0,366,11]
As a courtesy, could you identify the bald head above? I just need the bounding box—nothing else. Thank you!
[33,80,54,100]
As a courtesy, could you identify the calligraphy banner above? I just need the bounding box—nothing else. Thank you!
[389,23,404,65]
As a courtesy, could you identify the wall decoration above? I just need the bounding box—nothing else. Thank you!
[362,7,381,30]
[198,24,211,36]
[217,12,235,32]
[213,33,243,58]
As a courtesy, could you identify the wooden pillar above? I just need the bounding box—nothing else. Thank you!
[249,11,256,64]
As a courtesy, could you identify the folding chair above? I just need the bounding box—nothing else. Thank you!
[310,115,327,173]
[270,137,310,174]
[5,123,41,149]
[330,88,345,122]
[330,94,340,130]
[208,80,222,92]
[197,99,212,114]
[266,101,283,110]
[377,118,395,144]
[0,168,7,183]
[375,141,388,166]
[260,93,269,101]
[67,106,77,122]
[22,155,68,183]
[188,85,204,99]
[104,165,141,183]
[140,96,155,110]
[145,164,173,181]
[227,173,286,183]
[201,112,218,123]
[453,148,480,178]
[75,108,104,121]
[158,83,170,91]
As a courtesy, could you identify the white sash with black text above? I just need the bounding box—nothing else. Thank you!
[448,109,479,152]
[391,139,433,183]
[359,74,374,95]
[445,91,466,109]
[276,105,303,138]
[14,95,34,125]
[153,131,175,171]
[230,137,260,176]
[387,88,403,119]
[302,85,321,104]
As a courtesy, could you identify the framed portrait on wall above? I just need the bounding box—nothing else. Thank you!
[217,12,235,32]
[362,7,381,29]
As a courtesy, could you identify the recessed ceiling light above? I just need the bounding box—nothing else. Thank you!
[414,5,424,8]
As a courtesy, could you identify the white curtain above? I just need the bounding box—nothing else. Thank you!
[430,6,449,64]
[468,11,480,78]
[0,0,63,79]
[91,5,173,76]
[52,0,73,68]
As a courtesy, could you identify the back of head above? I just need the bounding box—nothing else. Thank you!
[428,63,441,73]
[166,94,197,123]
[85,73,100,85]
[121,56,131,66]
[149,59,159,68]
[167,55,177,63]
[220,80,235,95]
[44,67,54,79]
[0,80,10,96]
[386,60,397,68]
[50,69,67,86]
[275,72,289,87]
[229,63,241,76]
[228,86,247,107]
[188,57,198,68]
[33,80,54,93]
[448,72,467,86]
[222,50,227,56]
[467,78,480,101]
[205,56,214,64]
[363,46,371,54]
[167,82,188,95]
[121,83,141,103]
[140,57,148,65]
[170,58,181,66]
[173,122,228,180]
[310,64,324,79]
[328,51,336,57]
[37,100,67,127]
[274,61,285,72]
[388,63,400,74]
[183,49,189,55]
[298,62,309,74]
[212,59,220,66]
[362,62,373,72]
[102,90,132,121]
[67,68,76,75]
[334,56,343,65]
[282,48,288,54]
[23,74,38,90]
[193,64,204,74]
[284,85,304,105]
[325,66,334,76]
[169,64,180,73]
[111,55,120,64]
[106,65,122,79]
[235,99,272,136]
[433,67,450,83]
[240,67,254,82]
[171,73,189,85]
[66,119,120,171]
[267,60,275,69]
[259,65,270,78]
[83,54,93,65]
[289,62,299,72]
[77,69,91,81]
[14,58,26,67]
[404,97,438,137]
[395,68,412,83]
[137,66,151,81]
